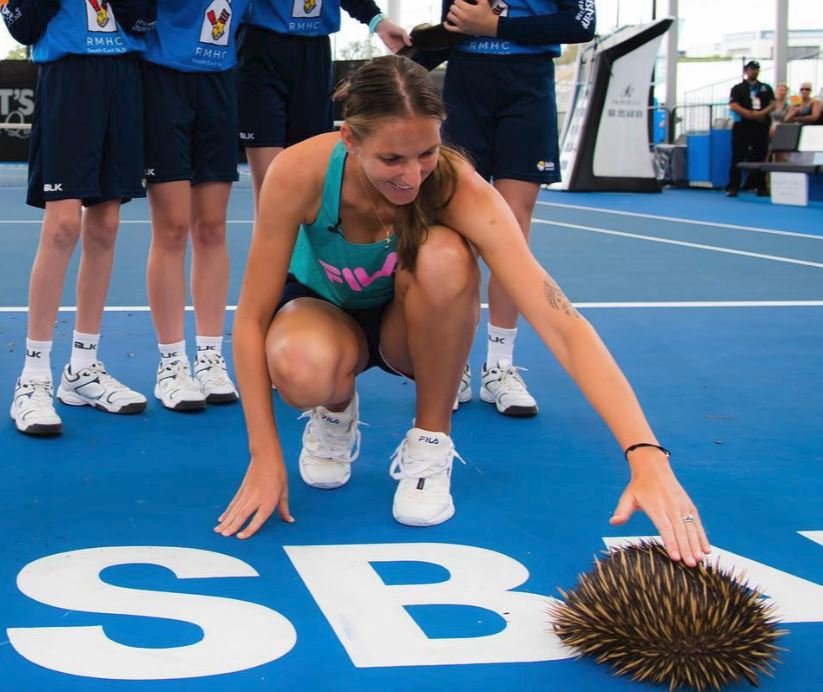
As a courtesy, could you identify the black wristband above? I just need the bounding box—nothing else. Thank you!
[624,443,671,462]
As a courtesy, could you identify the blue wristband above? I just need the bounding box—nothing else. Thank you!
[368,13,385,34]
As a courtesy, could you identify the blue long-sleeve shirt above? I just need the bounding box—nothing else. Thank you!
[243,0,382,37]
[454,0,595,56]
[2,0,147,62]
[142,0,252,72]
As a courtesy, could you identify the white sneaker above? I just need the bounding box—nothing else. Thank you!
[194,351,239,404]
[57,361,147,414]
[298,393,361,489]
[154,359,207,411]
[390,427,464,527]
[480,362,538,417]
[10,376,62,436]
[452,363,472,411]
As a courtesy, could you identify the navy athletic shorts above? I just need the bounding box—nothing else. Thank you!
[236,26,333,148]
[442,52,561,185]
[141,61,239,185]
[275,275,399,375]
[27,54,145,208]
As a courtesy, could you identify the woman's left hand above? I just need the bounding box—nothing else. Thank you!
[609,455,710,567]
[375,18,412,54]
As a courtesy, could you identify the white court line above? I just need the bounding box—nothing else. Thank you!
[1,301,822,314]
[533,218,823,269]
[536,200,823,240]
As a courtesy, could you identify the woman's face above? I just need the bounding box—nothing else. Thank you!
[347,116,442,206]
[776,84,788,99]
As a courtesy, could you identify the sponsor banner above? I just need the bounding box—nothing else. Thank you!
[0,59,36,162]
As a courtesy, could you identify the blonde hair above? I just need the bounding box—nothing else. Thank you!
[334,55,464,271]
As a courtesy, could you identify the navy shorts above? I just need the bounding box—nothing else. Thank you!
[236,26,333,148]
[275,275,398,375]
[142,61,239,185]
[27,54,145,208]
[442,52,560,185]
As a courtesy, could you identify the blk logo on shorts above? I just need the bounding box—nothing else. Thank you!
[43,183,63,192]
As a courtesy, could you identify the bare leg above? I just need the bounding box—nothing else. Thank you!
[380,226,481,433]
[247,147,284,215]
[75,199,121,334]
[190,182,232,338]
[487,178,540,329]
[146,181,192,344]
[27,199,83,340]
[265,298,368,411]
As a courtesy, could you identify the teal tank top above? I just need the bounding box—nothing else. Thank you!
[289,141,399,310]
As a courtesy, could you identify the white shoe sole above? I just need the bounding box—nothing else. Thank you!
[153,385,207,412]
[58,385,147,414]
[393,501,455,527]
[202,390,239,405]
[9,404,62,436]
[299,455,351,489]
[479,387,539,417]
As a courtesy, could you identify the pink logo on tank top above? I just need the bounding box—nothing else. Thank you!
[318,253,398,292]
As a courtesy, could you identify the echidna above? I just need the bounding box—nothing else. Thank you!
[549,541,788,691]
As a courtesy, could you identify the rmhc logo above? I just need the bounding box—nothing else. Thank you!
[7,535,822,680]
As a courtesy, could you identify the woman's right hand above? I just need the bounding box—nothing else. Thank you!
[214,455,294,539]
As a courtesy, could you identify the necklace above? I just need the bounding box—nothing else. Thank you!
[358,170,394,248]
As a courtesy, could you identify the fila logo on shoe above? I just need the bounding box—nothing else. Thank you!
[417,436,440,445]
[322,415,340,424]
[43,183,63,192]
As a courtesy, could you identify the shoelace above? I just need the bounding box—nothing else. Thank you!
[161,360,202,393]
[19,379,55,408]
[86,362,132,394]
[298,409,362,464]
[389,439,465,481]
[196,353,233,387]
[488,365,530,395]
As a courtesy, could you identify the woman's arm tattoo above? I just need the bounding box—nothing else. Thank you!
[543,277,580,318]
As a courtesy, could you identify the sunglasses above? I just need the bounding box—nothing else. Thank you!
[800,88,812,91]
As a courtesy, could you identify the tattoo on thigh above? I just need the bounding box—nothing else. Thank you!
[543,277,580,318]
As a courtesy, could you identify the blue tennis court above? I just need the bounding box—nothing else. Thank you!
[0,182,821,690]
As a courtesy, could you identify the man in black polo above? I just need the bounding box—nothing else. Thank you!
[727,60,775,197]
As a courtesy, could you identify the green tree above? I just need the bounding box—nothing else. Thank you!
[339,38,379,61]
[5,44,29,60]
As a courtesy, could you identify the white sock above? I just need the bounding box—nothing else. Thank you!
[70,331,100,371]
[196,335,223,357]
[22,338,53,379]
[158,340,187,366]
[486,324,517,368]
